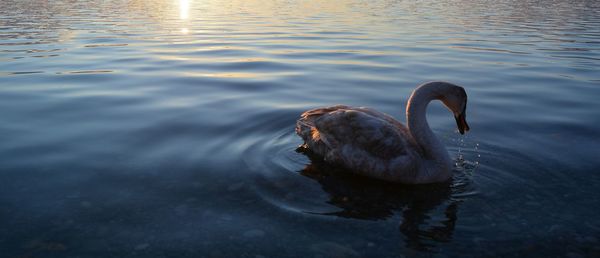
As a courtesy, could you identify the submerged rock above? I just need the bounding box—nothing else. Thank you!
[227,182,245,192]
[243,229,265,238]
[134,243,149,251]
[310,242,360,258]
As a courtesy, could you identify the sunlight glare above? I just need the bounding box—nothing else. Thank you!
[179,0,190,19]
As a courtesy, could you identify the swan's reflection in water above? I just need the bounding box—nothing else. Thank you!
[297,147,460,251]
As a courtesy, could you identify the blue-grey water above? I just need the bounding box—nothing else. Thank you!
[1,0,600,257]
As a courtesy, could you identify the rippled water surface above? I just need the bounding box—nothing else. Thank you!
[2,0,600,257]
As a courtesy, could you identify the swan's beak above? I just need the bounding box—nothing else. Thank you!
[455,112,470,135]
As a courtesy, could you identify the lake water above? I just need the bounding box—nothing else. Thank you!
[1,0,600,257]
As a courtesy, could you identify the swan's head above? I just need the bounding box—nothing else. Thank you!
[439,84,470,135]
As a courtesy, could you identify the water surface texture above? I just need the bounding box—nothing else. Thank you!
[1,0,600,257]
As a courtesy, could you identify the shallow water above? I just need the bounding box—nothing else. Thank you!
[1,0,600,257]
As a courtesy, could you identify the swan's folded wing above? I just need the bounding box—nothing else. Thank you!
[300,105,350,120]
[313,108,414,160]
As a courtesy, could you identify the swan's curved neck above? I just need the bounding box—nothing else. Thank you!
[405,83,452,180]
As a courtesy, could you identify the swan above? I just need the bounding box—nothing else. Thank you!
[295,81,470,184]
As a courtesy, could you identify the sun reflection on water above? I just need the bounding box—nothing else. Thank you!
[179,0,190,20]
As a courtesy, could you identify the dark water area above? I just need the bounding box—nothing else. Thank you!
[1,0,600,257]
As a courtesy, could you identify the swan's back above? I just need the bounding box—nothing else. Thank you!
[296,105,421,182]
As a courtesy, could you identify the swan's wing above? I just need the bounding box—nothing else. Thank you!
[313,107,415,160]
[297,105,418,158]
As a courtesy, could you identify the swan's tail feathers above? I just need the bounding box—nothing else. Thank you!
[296,117,334,158]
[296,105,349,139]
[296,105,348,157]
[295,118,314,141]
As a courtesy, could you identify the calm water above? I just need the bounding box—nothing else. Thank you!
[1,0,600,257]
